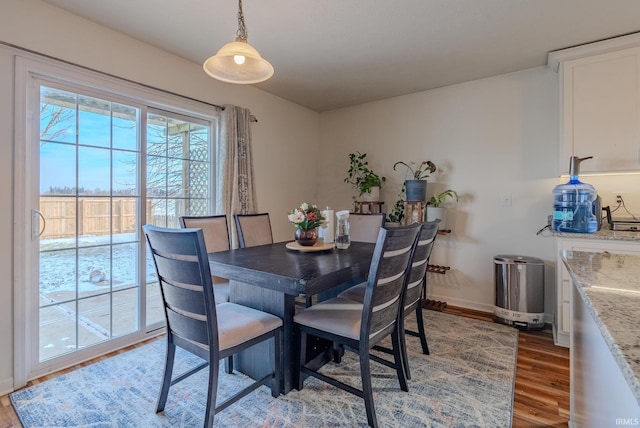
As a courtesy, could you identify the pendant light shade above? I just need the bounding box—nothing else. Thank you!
[203,0,274,84]
[203,39,274,84]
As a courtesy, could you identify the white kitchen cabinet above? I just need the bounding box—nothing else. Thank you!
[554,43,640,174]
[555,238,640,347]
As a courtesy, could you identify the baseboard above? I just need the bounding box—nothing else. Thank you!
[554,329,570,348]
[427,293,494,314]
[428,293,554,330]
[0,376,14,396]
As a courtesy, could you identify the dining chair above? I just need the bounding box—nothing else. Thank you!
[180,215,231,304]
[143,225,283,428]
[234,212,314,308]
[348,212,385,243]
[339,220,439,380]
[294,223,422,428]
[315,212,386,304]
[234,213,273,248]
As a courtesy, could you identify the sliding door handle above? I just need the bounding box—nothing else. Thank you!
[32,209,46,239]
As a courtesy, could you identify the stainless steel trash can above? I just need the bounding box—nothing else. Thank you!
[494,255,544,330]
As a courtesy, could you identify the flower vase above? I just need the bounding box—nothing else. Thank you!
[295,228,318,246]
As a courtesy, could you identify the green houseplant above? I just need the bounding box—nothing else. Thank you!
[392,160,437,202]
[429,189,458,207]
[385,185,406,225]
[344,152,386,201]
[427,189,458,229]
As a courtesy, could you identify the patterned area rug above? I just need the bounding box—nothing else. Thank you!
[11,311,518,427]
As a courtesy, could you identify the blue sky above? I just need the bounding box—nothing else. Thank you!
[40,100,139,194]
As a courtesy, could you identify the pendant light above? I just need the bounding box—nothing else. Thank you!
[203,0,274,84]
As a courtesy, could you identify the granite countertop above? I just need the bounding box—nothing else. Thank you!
[552,223,640,241]
[562,250,640,403]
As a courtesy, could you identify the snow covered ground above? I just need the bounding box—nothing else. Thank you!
[39,233,156,294]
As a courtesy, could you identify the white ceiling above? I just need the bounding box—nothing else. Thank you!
[41,0,640,112]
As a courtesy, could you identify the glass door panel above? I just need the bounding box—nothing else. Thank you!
[38,85,142,361]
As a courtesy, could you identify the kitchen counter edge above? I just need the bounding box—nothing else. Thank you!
[561,250,640,404]
[552,224,640,241]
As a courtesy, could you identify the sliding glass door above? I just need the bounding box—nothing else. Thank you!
[30,80,214,374]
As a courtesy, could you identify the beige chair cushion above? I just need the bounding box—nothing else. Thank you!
[181,216,232,292]
[293,296,364,340]
[213,282,230,304]
[237,215,273,247]
[182,217,230,253]
[348,213,384,243]
[216,303,283,350]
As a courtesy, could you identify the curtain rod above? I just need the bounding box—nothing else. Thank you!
[1,41,225,111]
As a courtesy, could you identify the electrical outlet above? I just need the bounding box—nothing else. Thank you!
[616,194,624,204]
[501,194,512,206]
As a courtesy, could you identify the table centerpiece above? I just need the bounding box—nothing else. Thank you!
[287,202,325,246]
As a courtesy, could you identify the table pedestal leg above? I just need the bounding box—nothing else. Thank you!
[230,280,296,393]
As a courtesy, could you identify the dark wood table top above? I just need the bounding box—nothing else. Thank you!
[208,241,375,296]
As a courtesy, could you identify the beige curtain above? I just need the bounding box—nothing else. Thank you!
[216,104,258,247]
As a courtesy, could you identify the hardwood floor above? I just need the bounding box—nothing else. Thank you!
[0,306,569,427]
[441,305,570,427]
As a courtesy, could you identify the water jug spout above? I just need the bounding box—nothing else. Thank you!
[569,156,593,177]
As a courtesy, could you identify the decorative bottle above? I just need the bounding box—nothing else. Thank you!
[319,206,334,244]
[335,210,350,249]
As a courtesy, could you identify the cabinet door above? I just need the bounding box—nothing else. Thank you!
[562,48,640,173]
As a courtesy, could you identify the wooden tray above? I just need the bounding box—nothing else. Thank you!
[285,241,335,252]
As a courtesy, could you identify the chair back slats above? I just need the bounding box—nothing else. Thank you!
[363,224,421,341]
[154,256,205,294]
[349,213,385,243]
[143,225,218,351]
[234,213,273,248]
[166,309,210,346]
[180,215,230,253]
[404,220,439,310]
[159,280,206,318]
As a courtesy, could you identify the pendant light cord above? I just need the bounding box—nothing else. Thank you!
[236,0,248,41]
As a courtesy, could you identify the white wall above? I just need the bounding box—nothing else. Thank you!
[318,68,561,313]
[0,0,320,394]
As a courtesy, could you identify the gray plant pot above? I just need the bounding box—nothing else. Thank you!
[405,180,427,202]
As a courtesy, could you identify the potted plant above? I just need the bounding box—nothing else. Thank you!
[392,160,436,202]
[344,152,386,202]
[287,202,326,246]
[426,189,458,229]
[385,186,406,226]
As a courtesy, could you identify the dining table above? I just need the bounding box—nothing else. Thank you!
[208,240,375,394]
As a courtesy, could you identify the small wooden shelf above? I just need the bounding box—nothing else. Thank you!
[422,299,448,312]
[422,226,452,308]
[355,201,384,214]
[402,201,425,225]
[427,264,451,274]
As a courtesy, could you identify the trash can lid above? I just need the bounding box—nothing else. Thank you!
[494,255,544,264]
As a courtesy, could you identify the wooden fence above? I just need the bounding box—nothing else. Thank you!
[40,197,148,239]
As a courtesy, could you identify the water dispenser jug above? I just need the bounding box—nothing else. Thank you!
[552,156,598,234]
